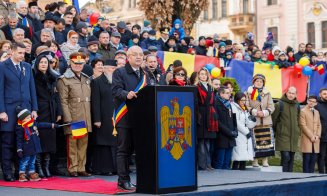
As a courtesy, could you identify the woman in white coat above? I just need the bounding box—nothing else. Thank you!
[231,92,256,170]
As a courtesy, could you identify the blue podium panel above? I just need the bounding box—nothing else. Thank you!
[157,91,196,189]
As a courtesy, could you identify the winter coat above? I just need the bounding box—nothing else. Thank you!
[98,44,113,61]
[120,30,133,46]
[215,96,237,148]
[299,106,321,153]
[60,42,81,62]
[57,68,92,134]
[245,86,275,126]
[196,83,218,139]
[294,51,307,63]
[16,122,53,157]
[276,59,291,69]
[91,74,117,146]
[169,19,185,41]
[315,98,327,142]
[195,45,207,56]
[272,95,301,152]
[231,102,254,161]
[34,70,62,152]
[0,1,15,25]
[140,38,160,50]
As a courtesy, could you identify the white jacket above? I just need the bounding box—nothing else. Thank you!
[231,102,254,161]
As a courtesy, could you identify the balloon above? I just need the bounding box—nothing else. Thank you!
[89,12,101,25]
[205,63,215,72]
[211,67,221,78]
[294,63,302,72]
[299,57,310,67]
[302,66,313,76]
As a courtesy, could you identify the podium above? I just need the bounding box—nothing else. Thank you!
[133,86,197,194]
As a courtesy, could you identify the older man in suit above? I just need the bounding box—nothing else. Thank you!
[0,42,38,181]
[1,12,30,42]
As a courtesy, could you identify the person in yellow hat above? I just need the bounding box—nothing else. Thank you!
[57,52,92,177]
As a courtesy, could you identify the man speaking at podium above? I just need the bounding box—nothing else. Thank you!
[112,46,149,191]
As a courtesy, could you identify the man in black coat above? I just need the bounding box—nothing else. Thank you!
[213,86,237,169]
[157,27,169,51]
[294,43,307,62]
[316,88,327,173]
[112,46,149,191]
[117,21,132,47]
[1,13,31,41]
[195,36,207,56]
[91,63,117,175]
[27,2,43,33]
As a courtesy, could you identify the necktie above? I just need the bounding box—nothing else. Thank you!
[135,70,140,78]
[22,17,28,27]
[15,64,21,74]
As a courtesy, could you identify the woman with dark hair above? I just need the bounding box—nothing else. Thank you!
[169,67,188,86]
[49,40,68,75]
[189,71,197,85]
[33,55,62,178]
[90,58,104,80]
[66,6,79,27]
[140,31,149,42]
[231,92,256,170]
[195,67,218,170]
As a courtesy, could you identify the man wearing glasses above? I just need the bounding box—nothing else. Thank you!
[112,46,149,191]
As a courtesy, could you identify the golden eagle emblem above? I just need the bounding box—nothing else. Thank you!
[160,97,192,160]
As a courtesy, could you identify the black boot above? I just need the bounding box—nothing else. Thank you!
[44,153,52,177]
[36,154,45,178]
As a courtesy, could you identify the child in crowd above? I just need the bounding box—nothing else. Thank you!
[286,46,295,66]
[16,108,58,182]
[276,52,291,69]
[224,51,233,67]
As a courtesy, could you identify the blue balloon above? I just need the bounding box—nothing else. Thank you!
[302,66,313,76]
[205,63,215,72]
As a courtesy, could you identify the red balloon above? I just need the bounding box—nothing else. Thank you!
[89,12,101,25]
[294,63,302,73]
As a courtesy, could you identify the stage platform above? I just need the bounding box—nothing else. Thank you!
[1,169,327,195]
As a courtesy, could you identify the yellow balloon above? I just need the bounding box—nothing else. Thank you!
[211,67,221,78]
[299,57,310,67]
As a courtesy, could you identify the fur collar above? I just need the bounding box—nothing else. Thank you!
[63,68,89,79]
[247,86,269,95]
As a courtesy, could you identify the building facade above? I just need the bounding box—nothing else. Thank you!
[195,0,256,44]
[256,0,327,51]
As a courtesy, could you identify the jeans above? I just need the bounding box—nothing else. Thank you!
[212,148,233,169]
[280,151,295,172]
[198,139,211,170]
[318,142,327,174]
[19,155,36,174]
[303,153,317,173]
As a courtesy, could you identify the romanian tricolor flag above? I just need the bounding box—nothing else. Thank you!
[64,0,80,12]
[71,121,87,139]
[317,64,325,75]
[251,88,260,101]
[157,51,220,76]
[226,60,309,102]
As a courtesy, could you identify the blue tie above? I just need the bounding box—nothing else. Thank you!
[22,17,28,27]
[15,64,21,74]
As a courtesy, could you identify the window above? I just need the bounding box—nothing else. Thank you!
[212,0,218,20]
[243,0,248,14]
[267,0,277,6]
[203,10,208,20]
[267,27,278,44]
[221,0,227,18]
[322,21,327,48]
[307,22,315,48]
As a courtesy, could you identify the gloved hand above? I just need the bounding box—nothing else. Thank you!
[246,132,251,139]
[230,130,238,138]
[53,123,59,128]
[17,150,23,158]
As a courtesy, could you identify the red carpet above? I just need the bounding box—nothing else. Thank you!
[0,177,129,194]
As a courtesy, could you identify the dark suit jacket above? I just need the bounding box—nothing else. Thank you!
[1,24,31,41]
[112,63,150,128]
[0,58,38,131]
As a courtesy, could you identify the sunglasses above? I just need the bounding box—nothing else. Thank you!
[176,73,185,77]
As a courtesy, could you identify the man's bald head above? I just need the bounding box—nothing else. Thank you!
[127,46,144,67]
[286,86,297,101]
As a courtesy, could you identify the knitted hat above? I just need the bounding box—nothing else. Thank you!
[183,37,191,45]
[252,74,266,86]
[278,51,286,57]
[131,34,140,40]
[286,46,294,54]
[219,42,226,49]
[225,39,232,45]
[144,20,150,27]
[17,108,31,121]
[148,30,156,35]
[87,35,99,46]
[198,36,206,42]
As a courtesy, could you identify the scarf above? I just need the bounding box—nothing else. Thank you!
[218,96,231,109]
[251,87,263,101]
[174,79,186,86]
[241,105,246,111]
[197,84,218,132]
[17,118,35,141]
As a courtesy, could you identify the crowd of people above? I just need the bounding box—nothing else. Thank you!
[0,0,327,192]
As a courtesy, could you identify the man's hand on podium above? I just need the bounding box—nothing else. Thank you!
[127,91,137,99]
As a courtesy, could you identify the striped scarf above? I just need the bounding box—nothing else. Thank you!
[17,119,35,141]
[198,84,218,132]
[218,96,231,109]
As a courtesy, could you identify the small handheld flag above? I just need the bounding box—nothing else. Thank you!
[317,64,325,75]
[71,121,87,139]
